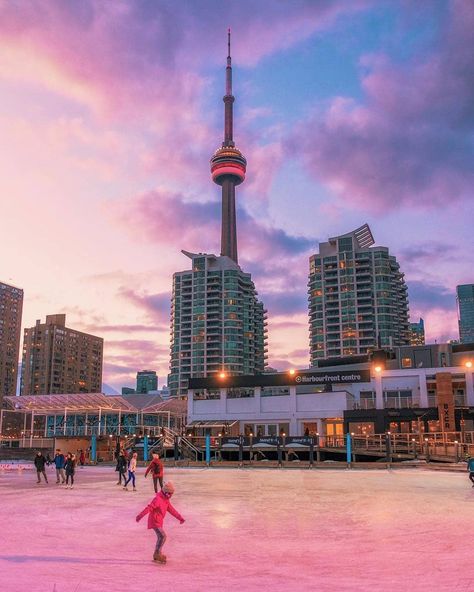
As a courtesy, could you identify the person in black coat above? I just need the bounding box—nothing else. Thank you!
[34,452,48,484]
[64,453,76,489]
[115,451,128,485]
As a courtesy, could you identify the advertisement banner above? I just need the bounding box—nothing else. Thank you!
[251,436,280,447]
[221,436,242,447]
[284,436,313,447]
[190,369,371,389]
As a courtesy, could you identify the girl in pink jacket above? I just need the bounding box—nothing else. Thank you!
[136,481,185,563]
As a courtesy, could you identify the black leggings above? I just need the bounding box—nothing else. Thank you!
[66,472,74,485]
[469,473,474,484]
[153,476,163,493]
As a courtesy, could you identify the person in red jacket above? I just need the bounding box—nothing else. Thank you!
[136,481,185,564]
[144,452,164,493]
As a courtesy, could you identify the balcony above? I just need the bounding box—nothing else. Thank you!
[384,396,420,409]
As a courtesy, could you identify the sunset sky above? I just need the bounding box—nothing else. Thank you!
[1,0,473,392]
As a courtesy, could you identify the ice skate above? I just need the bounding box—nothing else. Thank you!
[156,553,166,564]
[123,486,128,491]
[133,487,137,492]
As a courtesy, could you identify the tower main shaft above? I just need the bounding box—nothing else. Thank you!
[210,29,246,263]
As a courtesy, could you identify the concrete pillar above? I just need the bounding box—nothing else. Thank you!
[220,388,227,415]
[316,418,324,435]
[98,408,102,436]
[374,374,384,409]
[289,386,297,435]
[29,411,34,448]
[255,386,262,413]
[466,371,474,406]
[63,408,67,436]
[419,370,429,408]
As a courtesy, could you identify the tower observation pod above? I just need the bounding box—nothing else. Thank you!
[210,29,247,264]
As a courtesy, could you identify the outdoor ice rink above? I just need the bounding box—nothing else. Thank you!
[0,465,472,592]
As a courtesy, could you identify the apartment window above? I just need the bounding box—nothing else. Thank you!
[401,357,412,368]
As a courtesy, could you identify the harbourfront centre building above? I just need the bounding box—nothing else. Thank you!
[187,343,474,437]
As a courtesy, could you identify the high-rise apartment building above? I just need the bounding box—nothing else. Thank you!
[409,318,425,346]
[457,284,474,344]
[20,314,103,395]
[0,281,23,401]
[168,33,267,398]
[308,224,410,364]
[169,252,267,397]
[136,370,158,393]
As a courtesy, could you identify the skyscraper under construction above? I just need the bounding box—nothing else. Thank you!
[168,32,267,398]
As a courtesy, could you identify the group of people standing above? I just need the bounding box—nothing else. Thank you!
[34,449,77,488]
[33,448,86,487]
[115,450,164,493]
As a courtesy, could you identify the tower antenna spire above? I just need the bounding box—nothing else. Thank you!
[210,31,246,263]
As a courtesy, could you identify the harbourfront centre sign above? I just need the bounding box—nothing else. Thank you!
[189,369,371,390]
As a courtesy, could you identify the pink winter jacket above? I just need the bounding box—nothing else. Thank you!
[136,491,184,529]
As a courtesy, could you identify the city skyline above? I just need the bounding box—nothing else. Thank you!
[0,1,473,392]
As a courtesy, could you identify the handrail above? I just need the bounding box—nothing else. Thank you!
[148,436,164,456]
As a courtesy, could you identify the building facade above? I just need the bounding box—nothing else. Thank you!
[0,281,23,401]
[187,343,474,437]
[168,33,267,398]
[409,318,425,346]
[136,370,158,393]
[20,314,103,396]
[457,284,474,344]
[169,252,267,398]
[308,224,410,364]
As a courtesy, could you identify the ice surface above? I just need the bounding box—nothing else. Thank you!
[0,465,473,592]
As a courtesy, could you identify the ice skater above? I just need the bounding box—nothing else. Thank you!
[53,449,66,484]
[135,481,185,564]
[64,452,76,489]
[467,456,474,487]
[124,451,138,491]
[116,450,128,485]
[145,452,164,493]
[34,451,48,484]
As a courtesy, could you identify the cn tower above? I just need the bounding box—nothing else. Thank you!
[210,29,247,264]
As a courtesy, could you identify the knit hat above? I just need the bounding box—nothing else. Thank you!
[163,481,175,494]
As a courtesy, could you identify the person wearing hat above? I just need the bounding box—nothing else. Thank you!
[136,481,185,564]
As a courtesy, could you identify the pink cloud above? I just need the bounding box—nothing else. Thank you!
[289,0,474,210]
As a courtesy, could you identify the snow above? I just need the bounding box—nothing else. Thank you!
[0,465,472,592]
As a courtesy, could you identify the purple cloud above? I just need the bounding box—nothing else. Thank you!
[289,0,474,210]
[116,189,313,261]
[119,288,171,326]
